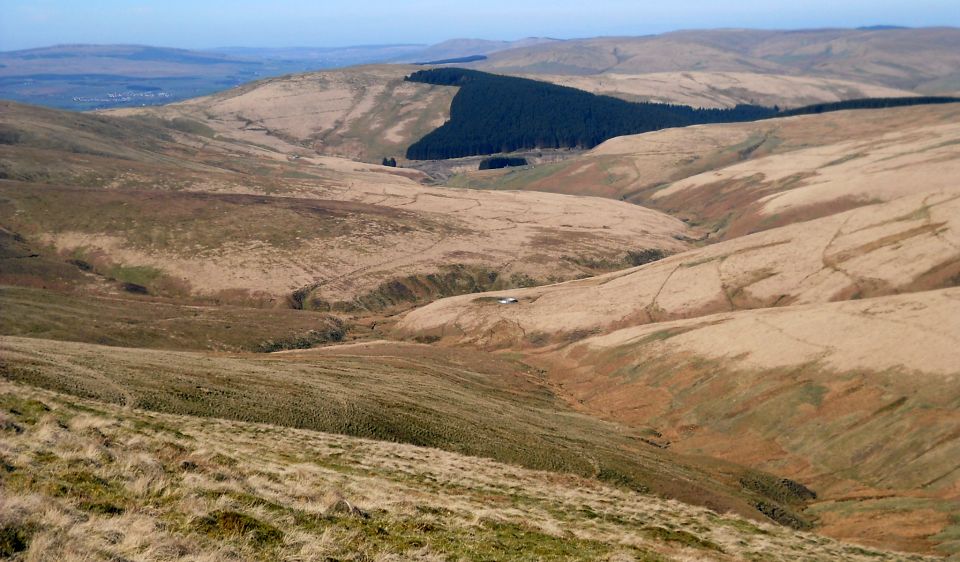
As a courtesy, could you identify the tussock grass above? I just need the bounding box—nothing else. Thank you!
[193,510,284,547]
[0,379,926,561]
[0,335,829,527]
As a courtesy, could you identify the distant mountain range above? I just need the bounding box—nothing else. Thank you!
[0,39,556,110]
[469,27,960,92]
[1,28,958,111]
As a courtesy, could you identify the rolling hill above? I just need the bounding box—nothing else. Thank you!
[397,284,960,554]
[449,102,960,239]
[457,28,960,113]
[524,71,919,108]
[0,39,556,112]
[396,103,960,555]
[0,100,689,310]
[110,65,455,163]
[3,45,960,559]
[473,28,960,93]
[6,27,959,118]
[106,29,960,168]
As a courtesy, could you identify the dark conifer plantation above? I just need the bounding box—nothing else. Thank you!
[405,69,776,160]
[405,68,960,161]
[776,96,960,117]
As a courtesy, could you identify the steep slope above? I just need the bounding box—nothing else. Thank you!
[403,68,776,160]
[537,288,960,555]
[0,380,923,561]
[395,189,960,554]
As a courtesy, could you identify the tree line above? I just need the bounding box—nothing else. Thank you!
[404,68,776,160]
[776,96,960,117]
[404,68,960,161]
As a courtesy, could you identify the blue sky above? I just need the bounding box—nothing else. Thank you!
[1,0,958,51]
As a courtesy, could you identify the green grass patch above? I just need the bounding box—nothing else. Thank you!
[718,516,771,536]
[106,264,164,288]
[0,393,51,424]
[0,523,33,557]
[45,470,128,516]
[193,510,284,547]
[256,327,346,353]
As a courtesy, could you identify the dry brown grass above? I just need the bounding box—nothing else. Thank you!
[473,29,960,93]
[1,98,690,306]
[395,191,960,554]
[520,72,918,109]
[0,380,931,561]
[111,65,454,164]
[0,335,827,527]
[3,61,959,562]
[448,103,960,241]
[544,288,960,554]
[0,285,344,352]
[397,187,960,348]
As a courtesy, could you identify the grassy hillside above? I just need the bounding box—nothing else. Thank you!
[542,290,960,555]
[405,68,956,161]
[0,100,690,308]
[3,56,959,559]
[0,286,344,352]
[112,65,457,163]
[517,71,921,109]
[0,336,830,529]
[0,380,922,561]
[397,187,960,347]
[398,292,960,555]
[395,188,960,554]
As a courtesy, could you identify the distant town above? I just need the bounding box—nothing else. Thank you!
[71,90,172,106]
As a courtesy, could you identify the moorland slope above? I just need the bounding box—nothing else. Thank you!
[110,65,454,163]
[3,53,960,559]
[450,102,960,239]
[0,100,690,310]
[397,103,960,555]
[0,379,924,561]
